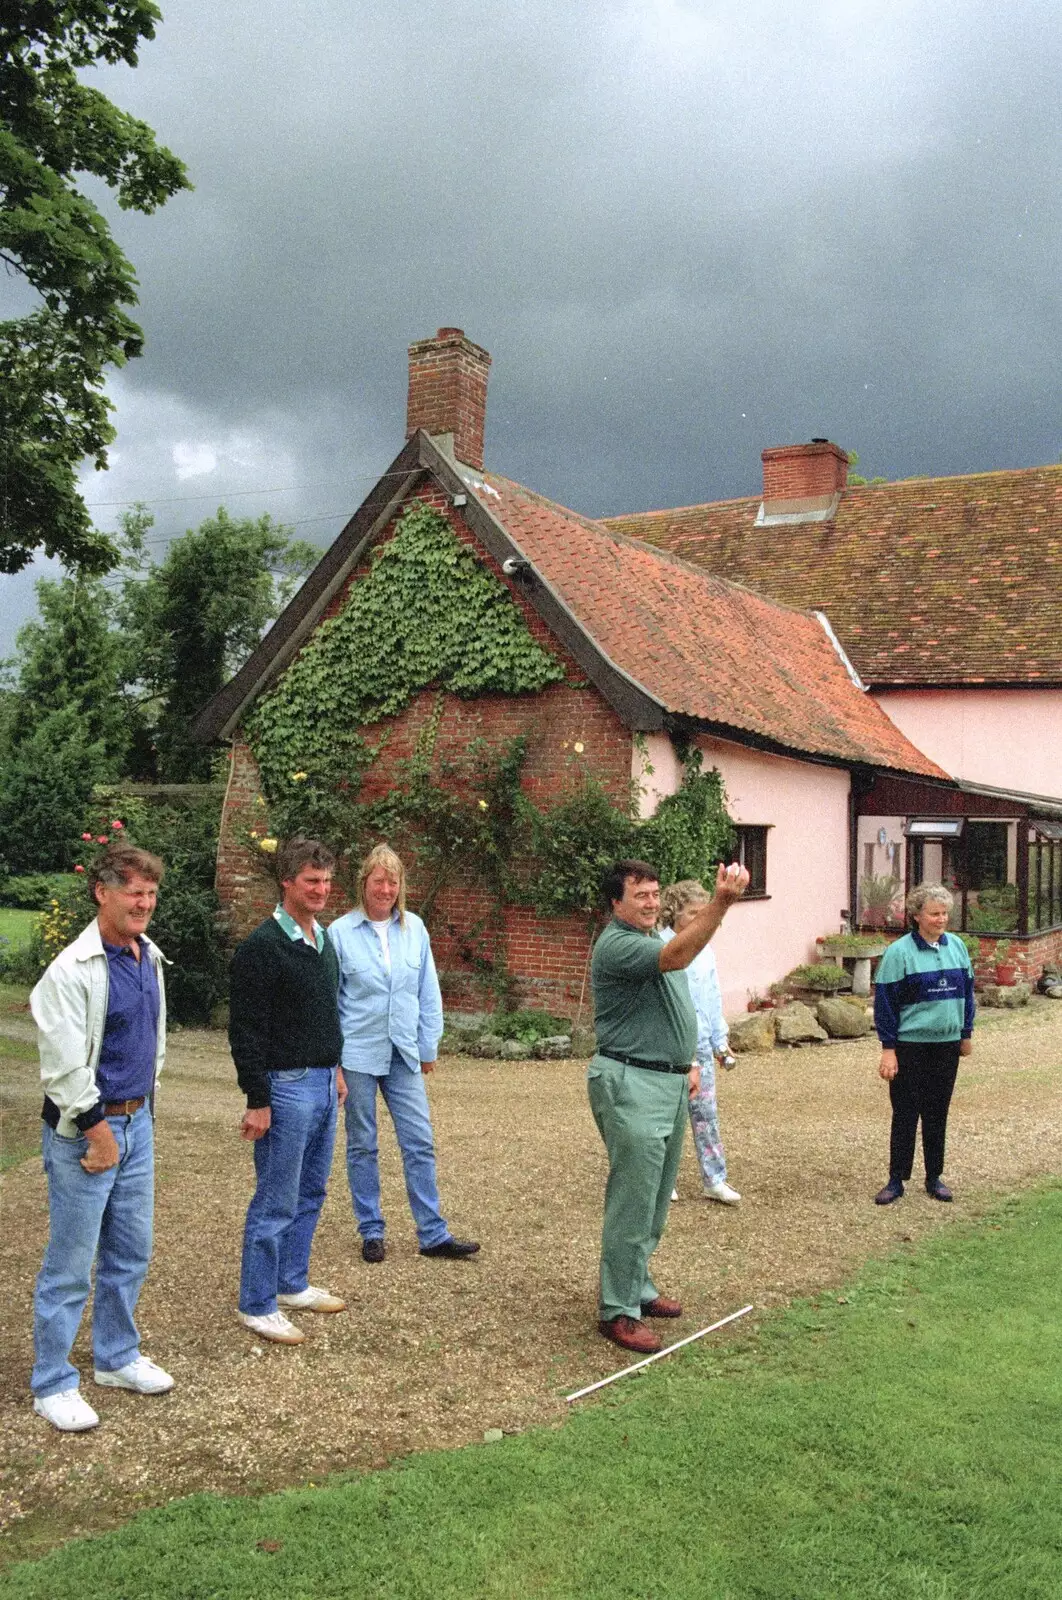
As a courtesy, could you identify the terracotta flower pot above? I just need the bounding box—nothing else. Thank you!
[995,963,1017,987]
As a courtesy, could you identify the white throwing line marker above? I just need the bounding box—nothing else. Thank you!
[565,1304,754,1403]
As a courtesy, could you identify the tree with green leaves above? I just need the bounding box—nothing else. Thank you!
[0,1,191,574]
[121,508,318,781]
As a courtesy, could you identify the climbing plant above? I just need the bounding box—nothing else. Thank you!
[239,499,735,955]
[246,501,565,840]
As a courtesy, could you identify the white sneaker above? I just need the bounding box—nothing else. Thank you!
[34,1389,100,1432]
[671,1188,679,1201]
[704,1181,741,1205]
[276,1285,346,1313]
[94,1355,174,1394]
[238,1310,306,1344]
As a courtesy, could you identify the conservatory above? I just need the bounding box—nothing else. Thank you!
[853,772,1062,952]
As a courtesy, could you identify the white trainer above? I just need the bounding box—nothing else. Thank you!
[276,1285,346,1313]
[94,1355,174,1393]
[704,1181,741,1205]
[238,1310,306,1344]
[671,1188,679,1201]
[34,1389,100,1432]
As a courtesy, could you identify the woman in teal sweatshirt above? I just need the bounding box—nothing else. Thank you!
[872,883,975,1206]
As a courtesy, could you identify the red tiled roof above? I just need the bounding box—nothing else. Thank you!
[479,473,946,777]
[603,465,1062,686]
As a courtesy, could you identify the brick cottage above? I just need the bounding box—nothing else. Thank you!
[195,330,1062,1015]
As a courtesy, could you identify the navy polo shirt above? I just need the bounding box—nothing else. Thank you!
[96,940,160,1104]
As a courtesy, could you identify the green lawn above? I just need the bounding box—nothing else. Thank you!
[5,1185,1062,1599]
[0,908,36,950]
[0,981,38,1173]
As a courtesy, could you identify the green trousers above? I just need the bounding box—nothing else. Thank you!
[587,1053,687,1322]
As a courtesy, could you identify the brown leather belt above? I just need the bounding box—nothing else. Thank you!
[103,1097,146,1116]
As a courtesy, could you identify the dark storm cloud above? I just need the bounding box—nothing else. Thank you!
[4,0,1061,642]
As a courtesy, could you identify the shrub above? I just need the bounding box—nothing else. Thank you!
[786,963,851,992]
[0,873,79,910]
[488,1009,571,1044]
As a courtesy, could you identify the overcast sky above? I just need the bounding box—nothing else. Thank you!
[3,0,1061,650]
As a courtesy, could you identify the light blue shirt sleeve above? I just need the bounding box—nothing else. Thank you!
[658,928,728,1060]
[329,910,443,1075]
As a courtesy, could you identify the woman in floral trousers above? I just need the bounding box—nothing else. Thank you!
[659,880,741,1205]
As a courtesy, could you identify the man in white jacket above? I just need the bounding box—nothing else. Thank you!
[30,842,173,1432]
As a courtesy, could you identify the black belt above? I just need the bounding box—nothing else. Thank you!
[601,1051,690,1075]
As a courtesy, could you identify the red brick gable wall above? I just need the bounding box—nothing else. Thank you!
[214,485,633,1014]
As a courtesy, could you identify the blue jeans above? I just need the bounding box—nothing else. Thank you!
[32,1107,155,1398]
[239,1067,338,1316]
[344,1049,449,1249]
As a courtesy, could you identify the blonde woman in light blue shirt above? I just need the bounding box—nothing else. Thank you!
[328,845,480,1265]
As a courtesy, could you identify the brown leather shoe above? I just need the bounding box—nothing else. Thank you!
[598,1316,663,1354]
[641,1295,682,1319]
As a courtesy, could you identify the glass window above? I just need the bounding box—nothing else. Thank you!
[734,825,768,896]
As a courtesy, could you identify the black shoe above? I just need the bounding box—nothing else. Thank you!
[419,1238,480,1259]
[926,1178,953,1202]
[874,1178,904,1206]
[362,1238,386,1263]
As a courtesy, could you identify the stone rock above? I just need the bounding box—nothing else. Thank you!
[775,1001,828,1044]
[816,997,872,1039]
[496,1038,532,1060]
[532,1035,572,1059]
[569,1025,598,1059]
[471,1033,508,1057]
[208,1001,230,1031]
[729,1010,778,1052]
[1044,984,1062,999]
[979,982,1032,1009]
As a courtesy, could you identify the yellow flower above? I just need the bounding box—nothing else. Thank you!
[290,771,308,783]
[259,837,279,854]
[573,741,585,754]
[255,795,266,807]
[478,800,488,810]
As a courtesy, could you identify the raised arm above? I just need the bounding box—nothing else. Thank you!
[658,863,749,972]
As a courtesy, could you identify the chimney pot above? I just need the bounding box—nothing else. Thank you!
[406,328,491,470]
[759,439,849,523]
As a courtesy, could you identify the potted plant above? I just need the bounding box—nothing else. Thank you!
[992,939,1017,986]
[858,874,903,930]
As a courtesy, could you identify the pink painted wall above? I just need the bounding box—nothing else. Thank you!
[873,689,1062,799]
[635,734,852,1019]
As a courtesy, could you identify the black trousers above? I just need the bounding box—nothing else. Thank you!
[888,1041,961,1184]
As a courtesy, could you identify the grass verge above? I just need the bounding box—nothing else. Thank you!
[4,1184,1062,1598]
[0,910,36,954]
[0,981,38,1174]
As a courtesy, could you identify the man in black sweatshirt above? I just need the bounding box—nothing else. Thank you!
[230,838,346,1344]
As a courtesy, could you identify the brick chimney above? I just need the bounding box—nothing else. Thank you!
[406,328,491,470]
[758,439,849,524]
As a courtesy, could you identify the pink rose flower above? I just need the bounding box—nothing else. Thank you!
[74,864,85,873]
[96,835,108,844]
[111,820,123,830]
[81,833,93,841]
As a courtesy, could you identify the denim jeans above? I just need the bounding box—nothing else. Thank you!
[32,1107,155,1398]
[343,1048,450,1249]
[239,1067,338,1316]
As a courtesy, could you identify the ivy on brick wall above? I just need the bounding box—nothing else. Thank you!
[239,499,734,961]
[245,501,565,839]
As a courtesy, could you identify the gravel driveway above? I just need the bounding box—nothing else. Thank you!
[2,999,1061,1563]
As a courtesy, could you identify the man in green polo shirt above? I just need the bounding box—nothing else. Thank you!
[589,857,748,1353]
